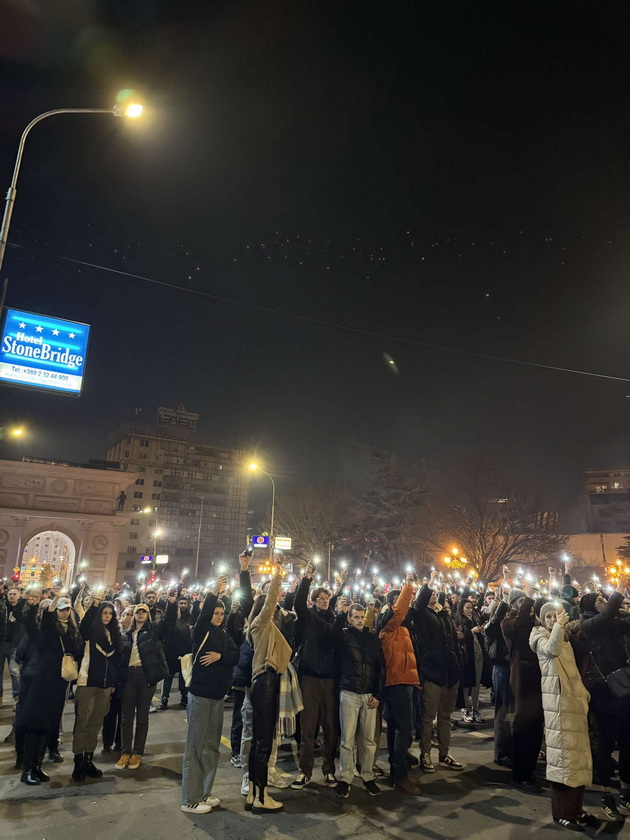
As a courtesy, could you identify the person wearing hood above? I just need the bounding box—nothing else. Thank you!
[18,594,83,785]
[579,576,630,820]
[501,585,544,793]
[560,585,580,622]
[530,603,594,831]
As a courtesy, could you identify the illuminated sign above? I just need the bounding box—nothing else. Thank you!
[0,307,90,395]
[250,535,269,548]
[155,554,169,565]
[140,555,154,565]
[274,536,292,550]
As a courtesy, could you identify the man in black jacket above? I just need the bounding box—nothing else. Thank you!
[0,587,24,709]
[333,599,386,799]
[160,595,194,709]
[291,563,338,790]
[580,575,630,818]
[410,575,463,773]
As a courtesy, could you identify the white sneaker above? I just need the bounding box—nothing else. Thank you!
[268,769,292,788]
[203,796,220,807]
[241,772,250,796]
[181,802,212,814]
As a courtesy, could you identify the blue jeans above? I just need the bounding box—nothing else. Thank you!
[0,642,20,697]
[384,684,414,783]
[181,694,224,805]
[492,664,511,763]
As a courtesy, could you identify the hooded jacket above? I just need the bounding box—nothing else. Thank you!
[78,604,121,689]
[501,596,543,720]
[189,592,239,699]
[530,622,592,788]
[409,585,461,687]
[580,591,630,678]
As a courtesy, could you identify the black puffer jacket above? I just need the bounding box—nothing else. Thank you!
[232,638,254,688]
[581,591,630,678]
[333,612,386,700]
[294,576,336,679]
[119,622,169,691]
[409,586,461,687]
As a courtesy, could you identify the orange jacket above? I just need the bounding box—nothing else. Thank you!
[379,584,421,688]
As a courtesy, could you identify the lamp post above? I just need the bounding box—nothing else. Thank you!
[0,101,143,276]
[194,496,206,579]
[249,463,276,563]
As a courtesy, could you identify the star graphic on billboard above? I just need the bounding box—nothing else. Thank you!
[35,326,43,333]
[52,329,60,336]
[18,322,26,329]
[69,332,76,339]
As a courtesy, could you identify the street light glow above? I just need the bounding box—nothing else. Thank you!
[10,427,24,437]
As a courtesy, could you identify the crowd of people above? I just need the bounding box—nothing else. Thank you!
[1,557,629,831]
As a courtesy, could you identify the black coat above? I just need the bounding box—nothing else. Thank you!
[294,577,337,679]
[501,597,542,721]
[161,601,194,672]
[484,600,510,666]
[189,592,240,700]
[232,638,254,688]
[119,622,169,691]
[580,592,630,678]
[409,586,461,687]
[18,609,83,731]
[333,613,386,700]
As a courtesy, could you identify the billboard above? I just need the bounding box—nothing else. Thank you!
[158,406,199,429]
[0,307,90,396]
[250,535,270,548]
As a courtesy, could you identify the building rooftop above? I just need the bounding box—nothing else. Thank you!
[107,421,244,452]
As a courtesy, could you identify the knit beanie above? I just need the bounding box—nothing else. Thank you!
[579,593,597,614]
[539,602,557,627]
[508,588,526,606]
[561,585,579,600]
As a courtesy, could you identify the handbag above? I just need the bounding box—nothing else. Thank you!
[606,664,630,701]
[60,637,79,682]
[179,631,209,688]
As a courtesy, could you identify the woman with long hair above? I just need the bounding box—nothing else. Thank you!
[115,603,169,771]
[18,594,83,785]
[72,596,122,781]
[245,562,292,814]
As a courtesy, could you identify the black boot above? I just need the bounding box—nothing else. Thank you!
[49,749,64,763]
[34,764,50,782]
[21,767,41,786]
[84,751,103,778]
[72,754,87,782]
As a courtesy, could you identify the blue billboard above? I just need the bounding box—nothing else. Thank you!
[0,307,90,396]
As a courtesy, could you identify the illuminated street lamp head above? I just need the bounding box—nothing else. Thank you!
[124,103,143,118]
[10,427,24,437]
[451,547,459,555]
[143,507,152,514]
[154,529,162,538]
[249,463,258,471]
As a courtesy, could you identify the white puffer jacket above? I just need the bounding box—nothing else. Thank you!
[529,622,592,788]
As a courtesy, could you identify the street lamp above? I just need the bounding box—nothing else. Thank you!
[194,496,207,579]
[0,100,144,275]
[249,462,276,562]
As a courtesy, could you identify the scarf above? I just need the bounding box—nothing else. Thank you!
[277,662,303,738]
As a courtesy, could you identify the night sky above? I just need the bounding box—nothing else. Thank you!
[1,1,630,528]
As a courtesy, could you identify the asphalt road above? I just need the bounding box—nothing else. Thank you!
[0,682,625,840]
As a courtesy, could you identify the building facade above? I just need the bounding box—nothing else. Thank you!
[0,457,138,586]
[106,408,249,581]
[585,468,630,533]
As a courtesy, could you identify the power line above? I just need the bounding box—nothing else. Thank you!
[8,240,630,384]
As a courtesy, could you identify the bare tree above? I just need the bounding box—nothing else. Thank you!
[271,484,360,564]
[426,460,566,582]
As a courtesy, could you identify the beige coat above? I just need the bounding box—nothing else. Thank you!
[529,623,592,788]
[250,573,292,681]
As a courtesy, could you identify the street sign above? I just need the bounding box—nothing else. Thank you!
[140,555,153,565]
[155,554,169,565]
[275,536,292,550]
[250,535,270,548]
[0,307,90,395]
